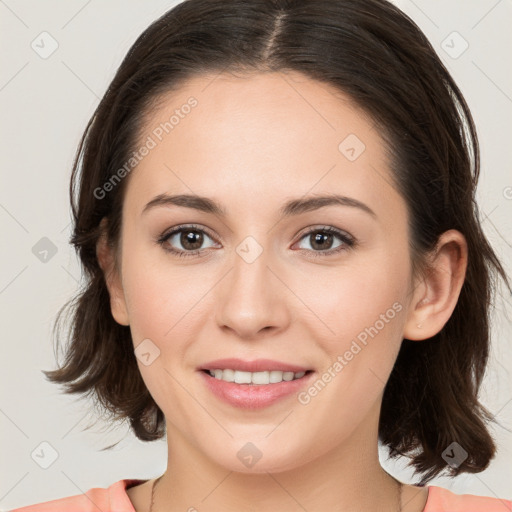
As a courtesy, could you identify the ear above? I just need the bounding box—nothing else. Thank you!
[96,217,130,326]
[403,229,468,341]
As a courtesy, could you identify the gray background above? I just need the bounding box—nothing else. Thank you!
[1,0,511,509]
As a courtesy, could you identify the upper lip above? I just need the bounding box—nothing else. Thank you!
[199,358,312,373]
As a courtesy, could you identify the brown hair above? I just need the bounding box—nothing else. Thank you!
[43,0,511,485]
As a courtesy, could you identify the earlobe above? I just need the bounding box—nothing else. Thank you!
[403,229,468,341]
[403,281,434,341]
[96,218,130,326]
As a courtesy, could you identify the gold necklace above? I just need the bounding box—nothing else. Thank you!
[148,474,403,511]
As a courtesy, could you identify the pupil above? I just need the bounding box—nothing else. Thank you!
[182,230,203,250]
[312,232,332,250]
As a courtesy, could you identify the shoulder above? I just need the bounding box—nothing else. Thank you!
[9,479,144,512]
[424,485,512,512]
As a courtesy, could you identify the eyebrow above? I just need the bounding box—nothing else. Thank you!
[142,193,377,219]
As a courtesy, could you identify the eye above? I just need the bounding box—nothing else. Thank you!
[294,226,355,257]
[157,224,218,258]
[157,224,356,259]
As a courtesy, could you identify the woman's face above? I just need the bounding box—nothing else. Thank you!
[107,70,419,472]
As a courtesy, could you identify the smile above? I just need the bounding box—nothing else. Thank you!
[205,369,309,384]
[199,368,315,409]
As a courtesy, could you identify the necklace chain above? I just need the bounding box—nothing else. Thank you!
[149,474,403,512]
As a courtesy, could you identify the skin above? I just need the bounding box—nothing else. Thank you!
[96,70,468,512]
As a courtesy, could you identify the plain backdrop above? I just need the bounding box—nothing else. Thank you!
[1,0,511,509]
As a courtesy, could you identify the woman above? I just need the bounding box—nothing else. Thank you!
[12,0,511,510]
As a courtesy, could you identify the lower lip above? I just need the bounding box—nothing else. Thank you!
[199,370,315,409]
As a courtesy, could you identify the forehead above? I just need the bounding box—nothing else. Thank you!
[123,71,403,223]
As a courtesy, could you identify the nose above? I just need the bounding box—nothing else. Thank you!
[214,242,290,340]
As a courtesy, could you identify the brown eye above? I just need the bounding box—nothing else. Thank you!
[158,225,217,257]
[308,231,336,250]
[177,229,204,251]
[295,226,355,256]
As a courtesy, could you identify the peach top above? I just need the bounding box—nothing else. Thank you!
[10,479,512,512]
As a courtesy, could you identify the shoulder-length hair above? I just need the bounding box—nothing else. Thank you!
[44,0,510,485]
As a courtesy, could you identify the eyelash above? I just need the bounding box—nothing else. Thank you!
[156,224,356,259]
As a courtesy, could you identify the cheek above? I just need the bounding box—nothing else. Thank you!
[121,257,202,409]
[127,283,196,358]
[300,246,410,402]
[120,235,206,341]
[302,250,409,337]
[123,270,172,341]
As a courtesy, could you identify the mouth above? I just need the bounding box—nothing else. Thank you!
[201,368,314,385]
[198,360,316,409]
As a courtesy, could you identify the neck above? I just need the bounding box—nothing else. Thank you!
[151,407,404,512]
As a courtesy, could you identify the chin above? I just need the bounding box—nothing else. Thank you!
[206,441,311,475]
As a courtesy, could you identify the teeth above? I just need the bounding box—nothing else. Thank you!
[207,369,307,384]
[234,370,252,384]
